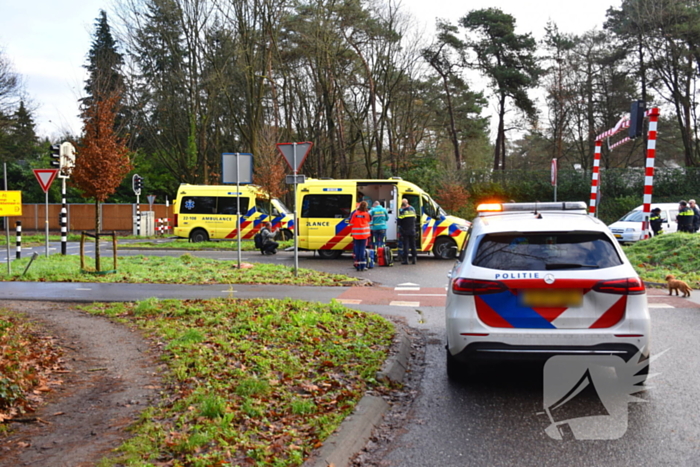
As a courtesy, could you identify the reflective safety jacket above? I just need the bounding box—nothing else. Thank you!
[349,210,371,239]
[369,205,389,230]
[677,206,695,231]
[398,205,417,235]
[650,214,663,235]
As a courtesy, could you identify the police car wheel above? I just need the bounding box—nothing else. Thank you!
[317,250,343,259]
[190,229,209,243]
[433,237,457,260]
[446,348,471,382]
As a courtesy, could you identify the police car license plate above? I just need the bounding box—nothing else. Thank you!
[520,289,582,307]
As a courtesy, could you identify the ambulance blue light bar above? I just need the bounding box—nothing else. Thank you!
[477,202,588,215]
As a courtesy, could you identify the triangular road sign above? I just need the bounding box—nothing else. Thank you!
[33,169,59,193]
[276,142,313,173]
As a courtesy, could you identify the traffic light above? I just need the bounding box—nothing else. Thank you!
[50,144,61,169]
[59,142,76,177]
[629,100,646,139]
[132,174,144,195]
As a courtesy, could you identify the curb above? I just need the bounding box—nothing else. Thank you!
[303,328,412,467]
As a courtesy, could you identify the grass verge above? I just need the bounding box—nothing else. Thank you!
[124,238,294,251]
[2,254,358,286]
[623,232,700,285]
[92,298,393,466]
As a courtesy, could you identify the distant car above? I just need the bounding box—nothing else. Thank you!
[445,201,650,382]
[608,203,678,243]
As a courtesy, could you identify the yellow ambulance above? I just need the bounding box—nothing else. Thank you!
[296,177,469,259]
[173,184,294,242]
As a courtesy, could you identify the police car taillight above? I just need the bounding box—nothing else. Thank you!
[452,278,507,295]
[592,278,646,295]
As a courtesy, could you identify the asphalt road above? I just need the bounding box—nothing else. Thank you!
[2,241,699,465]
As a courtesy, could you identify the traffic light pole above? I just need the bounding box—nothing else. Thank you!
[60,178,67,254]
[136,194,141,236]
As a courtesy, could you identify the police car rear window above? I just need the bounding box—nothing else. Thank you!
[472,232,622,271]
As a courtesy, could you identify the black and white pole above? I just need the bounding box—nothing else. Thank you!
[133,174,142,236]
[136,196,141,236]
[60,178,67,254]
[15,220,21,259]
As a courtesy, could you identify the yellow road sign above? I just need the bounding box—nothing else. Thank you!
[0,191,22,216]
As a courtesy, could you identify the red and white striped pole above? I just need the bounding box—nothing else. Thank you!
[640,108,660,239]
[589,140,602,217]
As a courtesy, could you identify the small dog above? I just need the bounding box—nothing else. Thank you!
[665,274,692,297]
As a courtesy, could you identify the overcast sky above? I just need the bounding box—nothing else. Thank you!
[0,0,619,140]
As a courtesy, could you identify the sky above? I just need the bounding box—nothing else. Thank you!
[0,0,620,140]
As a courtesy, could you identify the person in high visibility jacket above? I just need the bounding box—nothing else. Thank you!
[398,198,418,264]
[677,200,695,232]
[649,208,663,236]
[349,201,371,271]
[369,201,389,248]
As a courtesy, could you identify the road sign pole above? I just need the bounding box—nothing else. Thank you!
[236,153,241,269]
[45,189,49,258]
[293,143,298,276]
[4,162,9,274]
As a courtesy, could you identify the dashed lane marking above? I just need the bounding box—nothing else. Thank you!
[648,304,674,308]
[389,301,420,307]
[395,287,420,291]
[398,293,445,297]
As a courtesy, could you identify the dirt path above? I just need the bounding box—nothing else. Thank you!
[0,301,161,467]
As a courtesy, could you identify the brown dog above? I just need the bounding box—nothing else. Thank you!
[665,274,692,297]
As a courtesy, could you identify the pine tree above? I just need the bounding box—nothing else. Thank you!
[82,10,126,129]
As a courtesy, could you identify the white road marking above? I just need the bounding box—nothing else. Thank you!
[398,282,419,286]
[390,301,420,307]
[75,288,92,291]
[648,304,674,308]
[395,287,420,291]
[398,293,445,297]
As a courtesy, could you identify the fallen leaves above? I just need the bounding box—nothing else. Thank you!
[0,310,65,423]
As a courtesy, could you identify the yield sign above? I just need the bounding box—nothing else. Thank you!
[33,169,59,193]
[276,142,313,173]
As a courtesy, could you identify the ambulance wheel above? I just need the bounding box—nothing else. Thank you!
[189,229,209,243]
[317,250,343,259]
[433,237,457,259]
[278,229,294,241]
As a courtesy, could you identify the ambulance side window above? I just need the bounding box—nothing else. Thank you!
[302,194,353,218]
[180,196,216,214]
[217,197,250,215]
[255,198,270,215]
[422,195,436,218]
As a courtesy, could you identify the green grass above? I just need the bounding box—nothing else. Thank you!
[1,254,357,286]
[623,232,700,286]
[82,298,394,466]
[126,238,294,251]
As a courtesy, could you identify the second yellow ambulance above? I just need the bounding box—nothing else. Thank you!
[296,177,469,259]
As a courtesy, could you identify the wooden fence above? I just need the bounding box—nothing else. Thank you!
[6,204,174,234]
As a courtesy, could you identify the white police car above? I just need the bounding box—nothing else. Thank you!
[608,203,678,243]
[445,202,650,381]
